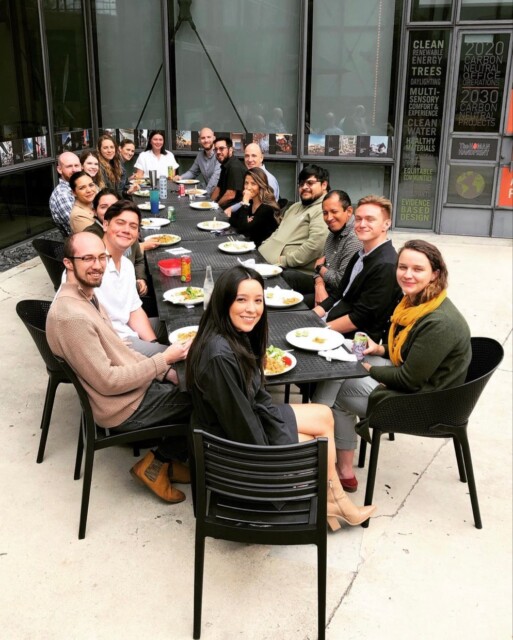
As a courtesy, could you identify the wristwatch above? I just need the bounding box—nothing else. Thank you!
[314,264,323,275]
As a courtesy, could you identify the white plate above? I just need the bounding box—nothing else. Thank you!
[286,327,344,352]
[141,218,169,228]
[218,241,256,254]
[190,201,218,211]
[176,179,200,185]
[251,264,283,278]
[168,325,199,343]
[134,190,150,197]
[197,220,230,231]
[264,352,297,377]
[186,188,207,196]
[163,287,204,305]
[265,288,303,308]
[138,203,165,211]
[145,233,181,246]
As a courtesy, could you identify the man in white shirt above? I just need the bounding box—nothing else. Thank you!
[173,127,220,196]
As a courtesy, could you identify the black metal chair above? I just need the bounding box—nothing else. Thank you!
[16,299,72,463]
[191,430,328,640]
[55,356,189,539]
[360,337,504,529]
[32,238,65,291]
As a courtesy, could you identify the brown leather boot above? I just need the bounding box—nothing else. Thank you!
[327,478,376,531]
[130,451,185,503]
[168,461,191,484]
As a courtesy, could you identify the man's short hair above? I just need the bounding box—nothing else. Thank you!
[356,194,392,219]
[63,235,77,260]
[298,164,330,187]
[214,137,233,149]
[92,187,120,211]
[323,189,351,210]
[103,199,141,223]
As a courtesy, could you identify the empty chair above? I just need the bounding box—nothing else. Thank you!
[32,238,65,291]
[361,337,504,529]
[192,429,328,640]
[55,356,189,539]
[16,299,71,463]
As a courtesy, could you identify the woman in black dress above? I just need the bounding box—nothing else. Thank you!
[186,265,376,530]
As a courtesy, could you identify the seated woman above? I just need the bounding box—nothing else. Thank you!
[186,265,376,531]
[69,171,97,233]
[134,130,178,179]
[97,134,138,197]
[313,239,472,493]
[225,168,280,247]
[80,150,104,189]
[119,138,137,181]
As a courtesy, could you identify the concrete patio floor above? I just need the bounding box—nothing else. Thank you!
[0,231,511,640]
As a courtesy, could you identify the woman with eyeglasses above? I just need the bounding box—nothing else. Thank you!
[69,171,97,233]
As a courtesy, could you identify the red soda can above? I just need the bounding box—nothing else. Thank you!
[180,255,191,282]
[178,183,186,197]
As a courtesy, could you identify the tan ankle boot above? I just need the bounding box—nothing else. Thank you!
[327,478,376,531]
[130,451,186,503]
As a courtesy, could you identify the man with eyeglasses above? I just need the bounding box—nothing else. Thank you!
[210,137,246,209]
[47,231,193,504]
[259,164,329,274]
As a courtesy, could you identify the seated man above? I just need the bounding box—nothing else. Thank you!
[47,232,192,503]
[210,137,246,209]
[312,195,403,493]
[49,152,82,237]
[259,164,329,274]
[173,127,220,197]
[94,200,168,356]
[281,189,362,308]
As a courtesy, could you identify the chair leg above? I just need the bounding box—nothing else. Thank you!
[361,429,383,528]
[74,414,84,480]
[455,431,482,529]
[36,377,60,463]
[357,438,367,468]
[452,437,467,483]
[193,532,206,639]
[317,539,327,640]
[78,442,95,539]
[284,384,290,404]
[388,433,395,441]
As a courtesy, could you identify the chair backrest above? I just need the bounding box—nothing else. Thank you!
[54,356,97,434]
[32,238,65,291]
[16,299,64,375]
[368,337,504,436]
[192,429,328,543]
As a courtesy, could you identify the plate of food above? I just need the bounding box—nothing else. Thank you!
[186,188,207,196]
[197,220,230,231]
[264,287,304,308]
[168,325,199,344]
[251,264,283,278]
[176,179,200,185]
[285,327,344,352]
[218,241,256,254]
[163,287,204,305]
[134,190,150,197]
[145,233,181,246]
[190,201,218,210]
[138,203,165,211]
[141,217,169,228]
[263,345,297,377]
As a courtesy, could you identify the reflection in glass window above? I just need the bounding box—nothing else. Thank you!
[315,163,392,205]
[307,1,402,137]
[170,0,300,135]
[410,0,453,22]
[460,0,513,21]
[447,165,495,206]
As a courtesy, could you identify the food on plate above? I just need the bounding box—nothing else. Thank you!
[201,221,225,229]
[282,296,301,305]
[263,345,292,375]
[176,287,203,301]
[223,241,251,250]
[313,336,326,344]
[186,188,205,195]
[198,201,212,209]
[294,329,310,338]
[177,329,197,341]
[151,234,179,244]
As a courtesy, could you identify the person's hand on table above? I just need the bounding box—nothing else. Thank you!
[164,339,192,365]
[139,240,160,252]
[172,175,181,182]
[312,304,325,318]
[126,183,139,195]
[136,279,148,296]
[224,206,232,218]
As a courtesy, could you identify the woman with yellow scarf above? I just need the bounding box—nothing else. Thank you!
[324,239,472,493]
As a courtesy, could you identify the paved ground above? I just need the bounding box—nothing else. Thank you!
[0,231,511,640]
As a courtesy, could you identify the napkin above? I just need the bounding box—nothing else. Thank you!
[238,258,256,267]
[165,247,191,255]
[318,344,357,362]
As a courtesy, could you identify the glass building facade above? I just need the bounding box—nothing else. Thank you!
[0,0,511,249]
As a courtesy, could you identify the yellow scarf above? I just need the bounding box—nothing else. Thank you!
[388,290,447,366]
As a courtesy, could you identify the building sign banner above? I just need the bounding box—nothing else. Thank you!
[396,30,449,229]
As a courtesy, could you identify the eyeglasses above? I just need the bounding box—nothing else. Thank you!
[298,179,320,188]
[69,254,108,264]
[215,146,228,152]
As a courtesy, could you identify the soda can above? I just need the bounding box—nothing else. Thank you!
[352,332,368,361]
[167,206,176,222]
[180,255,192,282]
[178,183,185,197]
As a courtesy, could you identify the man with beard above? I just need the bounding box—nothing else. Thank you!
[49,151,82,236]
[259,164,329,274]
[173,127,220,196]
[46,232,192,503]
[210,137,246,209]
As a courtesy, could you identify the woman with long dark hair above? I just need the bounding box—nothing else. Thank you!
[186,265,376,531]
[69,170,97,233]
[134,130,178,179]
[80,150,104,189]
[97,134,124,191]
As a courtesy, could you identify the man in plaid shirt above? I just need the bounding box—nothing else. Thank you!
[49,152,81,236]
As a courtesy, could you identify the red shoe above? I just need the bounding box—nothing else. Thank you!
[340,475,358,493]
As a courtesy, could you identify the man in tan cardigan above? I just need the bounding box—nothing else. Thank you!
[47,232,192,504]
